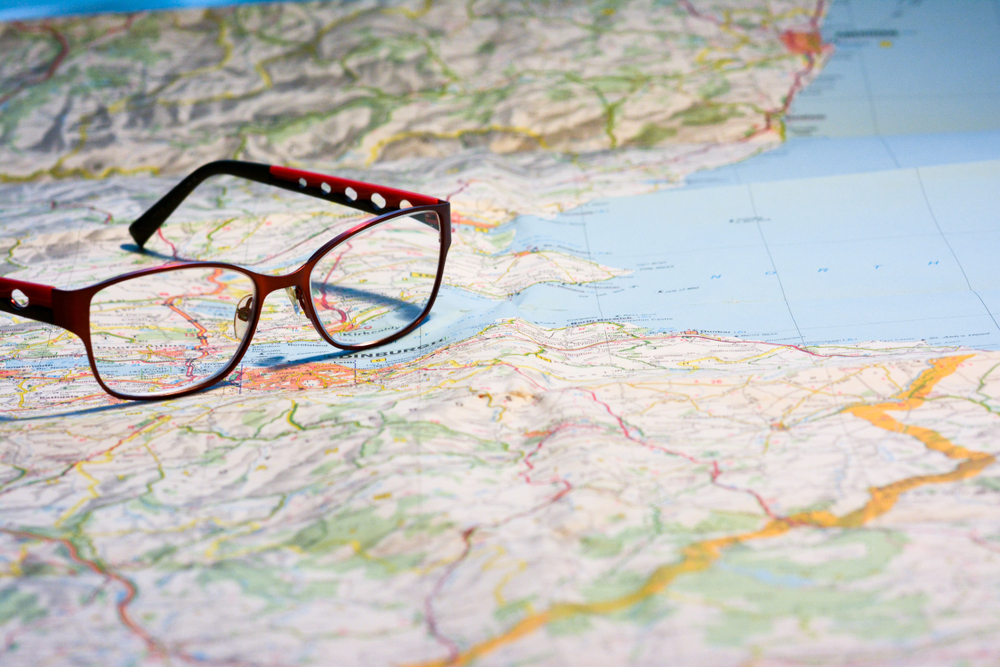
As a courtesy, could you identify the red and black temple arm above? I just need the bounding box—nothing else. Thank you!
[0,277,88,336]
[128,160,443,249]
[0,277,56,326]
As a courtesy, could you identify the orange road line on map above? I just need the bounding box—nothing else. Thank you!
[405,354,995,667]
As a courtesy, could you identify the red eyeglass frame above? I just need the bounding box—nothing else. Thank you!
[0,160,452,401]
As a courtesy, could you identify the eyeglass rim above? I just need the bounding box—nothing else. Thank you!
[63,202,451,401]
[302,205,451,349]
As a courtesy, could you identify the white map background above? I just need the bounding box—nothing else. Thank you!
[2,1,1000,665]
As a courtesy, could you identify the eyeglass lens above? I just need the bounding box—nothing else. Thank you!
[89,267,256,397]
[310,211,441,346]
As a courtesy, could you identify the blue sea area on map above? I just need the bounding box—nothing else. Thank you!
[490,158,1000,348]
[0,0,268,21]
[791,0,1000,138]
[688,130,1000,189]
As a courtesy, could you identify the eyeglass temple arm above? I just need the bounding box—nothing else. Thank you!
[0,277,56,326]
[129,160,443,249]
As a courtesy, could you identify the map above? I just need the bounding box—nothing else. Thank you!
[2,1,1000,665]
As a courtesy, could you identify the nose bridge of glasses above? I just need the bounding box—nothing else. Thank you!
[233,272,309,340]
[254,269,301,296]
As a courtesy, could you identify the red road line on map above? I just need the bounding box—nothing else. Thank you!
[422,415,577,661]
[672,332,858,359]
[581,388,640,440]
[678,0,723,28]
[763,0,830,132]
[1,528,264,666]
[809,0,827,30]
[0,23,69,107]
[100,14,136,41]
[472,326,864,360]
[0,528,162,655]
[971,533,1000,554]
[424,527,474,663]
[444,180,472,202]
[520,429,573,502]
[120,269,224,385]
[580,387,782,518]
[49,200,115,224]
[163,273,224,367]
[706,459,779,518]
[205,267,227,295]
[163,299,210,378]
[156,230,180,258]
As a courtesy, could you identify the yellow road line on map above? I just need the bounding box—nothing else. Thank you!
[254,58,274,90]
[873,362,904,394]
[93,517,203,539]
[0,162,160,183]
[775,7,814,21]
[281,538,398,569]
[677,348,778,369]
[779,367,869,423]
[491,557,527,608]
[171,14,233,81]
[405,354,993,667]
[204,521,263,560]
[286,403,305,431]
[56,416,170,526]
[4,545,29,578]
[382,0,432,20]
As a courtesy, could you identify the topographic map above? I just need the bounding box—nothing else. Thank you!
[3,0,1000,665]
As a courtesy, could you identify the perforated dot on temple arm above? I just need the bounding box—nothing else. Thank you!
[371,193,385,209]
[10,289,28,309]
[321,182,331,194]
[345,187,357,201]
[399,199,411,209]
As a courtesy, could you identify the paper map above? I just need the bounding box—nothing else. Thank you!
[2,1,1000,665]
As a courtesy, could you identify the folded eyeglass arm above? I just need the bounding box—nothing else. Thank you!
[129,160,443,249]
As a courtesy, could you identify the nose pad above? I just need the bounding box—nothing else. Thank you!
[285,286,305,316]
[234,294,253,340]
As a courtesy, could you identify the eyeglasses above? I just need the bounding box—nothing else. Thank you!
[0,160,452,401]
